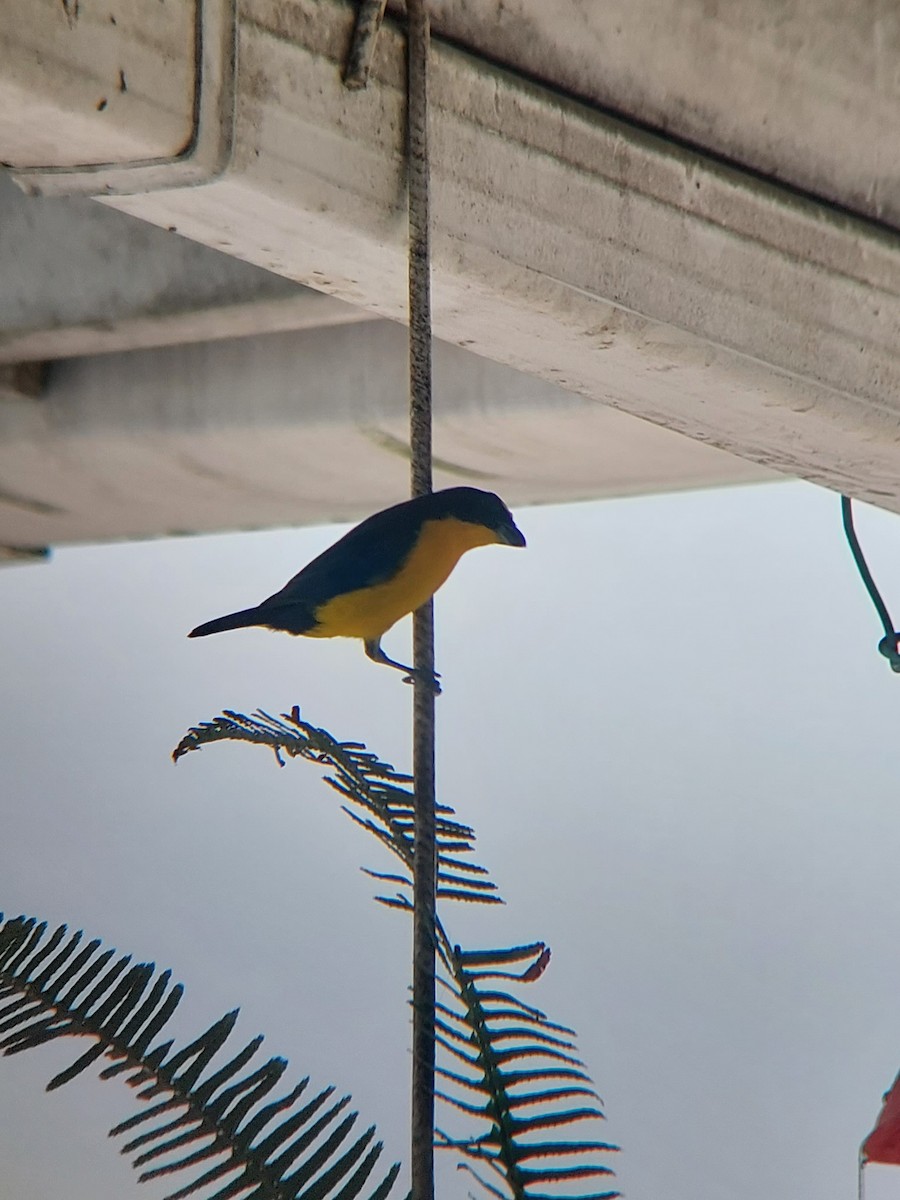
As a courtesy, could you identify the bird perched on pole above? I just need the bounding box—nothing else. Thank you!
[188,486,526,688]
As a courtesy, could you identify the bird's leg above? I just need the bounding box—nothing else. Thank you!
[364,638,442,694]
[364,637,414,675]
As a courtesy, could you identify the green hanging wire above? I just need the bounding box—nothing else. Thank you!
[841,495,900,672]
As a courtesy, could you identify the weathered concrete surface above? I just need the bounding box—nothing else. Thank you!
[0,168,773,556]
[0,0,196,168]
[77,0,900,513]
[0,174,371,362]
[0,321,772,549]
[3,0,900,533]
[412,0,900,229]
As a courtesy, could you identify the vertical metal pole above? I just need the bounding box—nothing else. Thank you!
[406,4,435,1200]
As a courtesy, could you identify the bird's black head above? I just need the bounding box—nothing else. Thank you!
[433,487,526,547]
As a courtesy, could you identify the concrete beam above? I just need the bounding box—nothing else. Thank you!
[0,0,196,170]
[411,1,900,229]
[4,0,900,510]
[0,321,772,549]
[0,174,372,363]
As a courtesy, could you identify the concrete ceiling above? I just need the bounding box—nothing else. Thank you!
[0,317,771,551]
[410,0,900,229]
[1,0,899,555]
[0,170,771,555]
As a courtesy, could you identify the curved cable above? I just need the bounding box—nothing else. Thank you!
[841,495,900,672]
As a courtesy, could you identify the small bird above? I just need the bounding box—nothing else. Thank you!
[188,486,526,686]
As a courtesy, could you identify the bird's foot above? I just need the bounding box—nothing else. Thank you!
[365,638,442,693]
[402,668,442,695]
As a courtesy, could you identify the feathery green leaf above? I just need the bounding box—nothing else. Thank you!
[173,709,501,909]
[0,913,403,1200]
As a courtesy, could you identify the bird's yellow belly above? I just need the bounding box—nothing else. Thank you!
[308,516,496,640]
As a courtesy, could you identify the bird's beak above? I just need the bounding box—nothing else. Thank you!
[499,520,526,547]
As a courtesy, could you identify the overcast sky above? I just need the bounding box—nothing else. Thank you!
[3,479,900,1200]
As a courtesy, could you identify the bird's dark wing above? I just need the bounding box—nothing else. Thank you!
[259,500,426,614]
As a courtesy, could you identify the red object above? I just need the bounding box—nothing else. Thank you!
[521,946,551,982]
[863,1071,900,1164]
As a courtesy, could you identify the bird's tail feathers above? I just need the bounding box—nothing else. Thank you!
[188,607,264,638]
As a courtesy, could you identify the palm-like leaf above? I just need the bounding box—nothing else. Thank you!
[0,914,403,1200]
[173,709,620,1200]
[434,937,618,1200]
[173,709,501,907]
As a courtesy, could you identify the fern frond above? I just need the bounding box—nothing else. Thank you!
[173,707,618,1199]
[173,709,502,907]
[434,936,618,1200]
[0,914,403,1200]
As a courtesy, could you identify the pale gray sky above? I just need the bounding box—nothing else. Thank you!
[2,480,900,1200]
